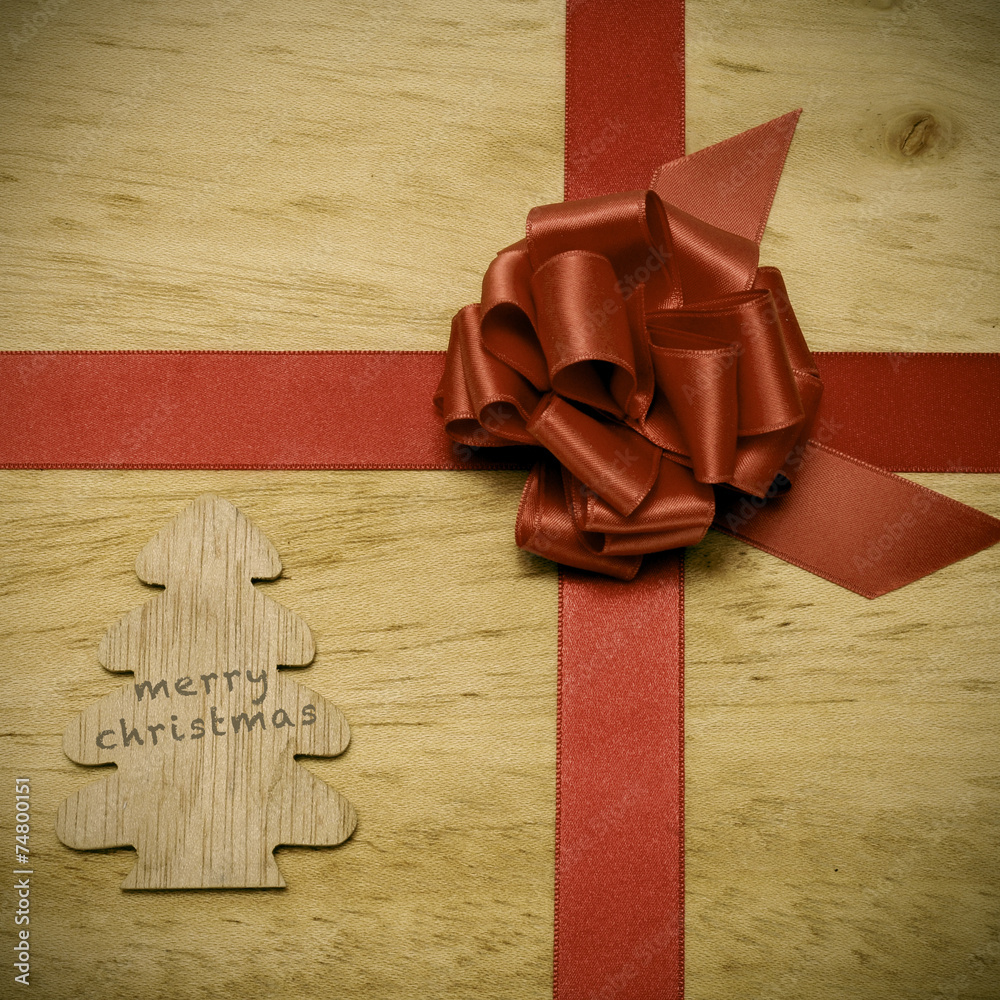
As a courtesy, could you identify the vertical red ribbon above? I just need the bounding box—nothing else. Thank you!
[558,1,687,997]
[557,557,684,999]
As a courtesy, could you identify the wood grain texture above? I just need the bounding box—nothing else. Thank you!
[0,471,556,997]
[0,0,997,997]
[55,494,356,888]
[687,0,1000,356]
[684,473,1000,1000]
[0,0,563,352]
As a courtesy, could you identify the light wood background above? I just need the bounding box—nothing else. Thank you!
[0,1,997,998]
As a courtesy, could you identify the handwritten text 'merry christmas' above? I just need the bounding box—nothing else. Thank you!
[94,669,317,750]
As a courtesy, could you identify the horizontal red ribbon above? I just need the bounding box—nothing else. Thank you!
[0,351,494,470]
[3,350,998,474]
[812,352,1000,472]
[5,348,999,599]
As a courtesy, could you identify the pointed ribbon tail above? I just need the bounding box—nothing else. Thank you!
[714,441,1000,598]
[651,109,802,245]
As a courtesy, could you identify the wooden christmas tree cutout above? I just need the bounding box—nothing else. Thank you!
[55,494,357,889]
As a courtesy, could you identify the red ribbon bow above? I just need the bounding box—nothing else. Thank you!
[436,111,819,579]
[435,111,1000,591]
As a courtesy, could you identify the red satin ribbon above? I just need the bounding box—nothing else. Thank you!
[433,113,1000,597]
[557,555,684,1000]
[4,351,997,477]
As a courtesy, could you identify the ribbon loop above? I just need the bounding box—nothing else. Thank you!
[481,244,550,390]
[438,304,540,446]
[527,395,661,517]
[515,460,642,579]
[652,289,804,437]
[646,331,739,483]
[531,251,637,417]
